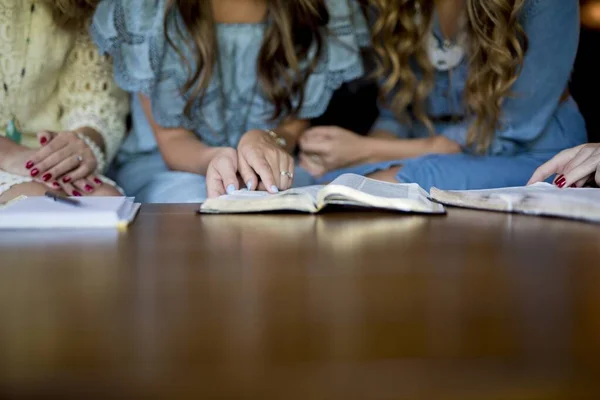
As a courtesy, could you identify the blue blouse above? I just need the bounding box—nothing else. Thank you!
[371,0,584,156]
[91,0,369,154]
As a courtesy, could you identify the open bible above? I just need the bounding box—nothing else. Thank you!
[430,183,600,223]
[200,174,445,214]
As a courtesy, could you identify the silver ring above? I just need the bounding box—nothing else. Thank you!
[280,171,294,179]
[76,155,83,163]
[311,154,321,164]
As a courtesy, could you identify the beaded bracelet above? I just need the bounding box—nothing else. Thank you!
[76,132,106,173]
[264,129,287,148]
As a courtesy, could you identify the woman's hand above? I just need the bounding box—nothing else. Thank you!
[299,126,367,177]
[528,143,600,188]
[206,148,243,198]
[26,131,103,195]
[237,129,294,193]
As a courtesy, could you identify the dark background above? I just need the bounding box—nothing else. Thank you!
[315,7,600,143]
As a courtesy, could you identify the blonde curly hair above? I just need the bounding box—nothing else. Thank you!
[369,0,528,152]
[41,0,99,30]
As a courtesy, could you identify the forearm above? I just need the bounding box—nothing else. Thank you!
[361,136,436,163]
[158,131,224,175]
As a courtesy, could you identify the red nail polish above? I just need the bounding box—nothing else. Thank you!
[42,173,52,182]
[63,176,71,183]
[30,168,39,177]
[52,182,60,189]
[85,184,94,192]
[557,180,566,188]
[555,177,566,186]
[72,190,82,197]
[25,161,34,169]
[40,136,47,145]
[94,178,102,185]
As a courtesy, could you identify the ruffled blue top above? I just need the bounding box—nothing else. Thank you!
[91,0,369,153]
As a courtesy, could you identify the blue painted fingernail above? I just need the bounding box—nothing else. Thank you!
[270,185,279,193]
[226,184,236,194]
[246,180,253,190]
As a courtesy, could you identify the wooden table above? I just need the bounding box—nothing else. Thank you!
[1,205,600,399]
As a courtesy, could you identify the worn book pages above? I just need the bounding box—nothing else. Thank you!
[430,183,600,223]
[200,173,445,214]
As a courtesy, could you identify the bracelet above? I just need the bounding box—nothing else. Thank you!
[264,129,287,148]
[76,131,106,173]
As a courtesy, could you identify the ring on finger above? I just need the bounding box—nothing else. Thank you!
[75,155,83,163]
[310,154,321,165]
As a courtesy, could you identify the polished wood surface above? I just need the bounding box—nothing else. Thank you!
[1,205,600,399]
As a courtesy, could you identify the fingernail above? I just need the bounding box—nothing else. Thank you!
[94,178,102,185]
[72,190,82,197]
[30,168,39,177]
[226,184,236,195]
[40,136,47,145]
[246,180,253,190]
[85,184,94,192]
[557,180,566,189]
[554,175,564,184]
[25,161,34,169]
[270,185,279,193]
[42,173,52,182]
[52,182,60,189]
[63,176,71,183]
[555,177,566,186]
[569,184,576,188]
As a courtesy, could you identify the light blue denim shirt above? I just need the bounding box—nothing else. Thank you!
[322,0,587,191]
[91,0,369,156]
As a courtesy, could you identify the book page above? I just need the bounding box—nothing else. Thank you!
[199,187,324,214]
[317,174,444,214]
[430,183,600,223]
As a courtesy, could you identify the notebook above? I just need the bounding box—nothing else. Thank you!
[200,173,445,214]
[0,196,141,229]
[430,183,600,223]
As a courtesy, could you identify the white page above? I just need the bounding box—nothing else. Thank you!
[329,174,415,199]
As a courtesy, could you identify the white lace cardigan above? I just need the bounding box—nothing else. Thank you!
[0,1,129,167]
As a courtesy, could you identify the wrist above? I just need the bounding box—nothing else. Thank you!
[74,128,107,173]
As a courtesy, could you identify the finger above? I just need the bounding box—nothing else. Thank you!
[60,182,82,197]
[34,147,75,180]
[279,155,294,191]
[237,152,258,191]
[299,152,325,178]
[561,154,600,188]
[302,126,334,141]
[29,134,67,167]
[267,150,284,190]
[37,130,56,146]
[206,167,227,199]
[247,152,278,193]
[73,178,97,195]
[562,146,598,176]
[527,146,583,185]
[61,162,94,183]
[595,165,600,188]
[299,136,329,154]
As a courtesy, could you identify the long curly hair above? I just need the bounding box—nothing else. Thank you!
[369,0,528,152]
[41,0,99,30]
[164,0,330,118]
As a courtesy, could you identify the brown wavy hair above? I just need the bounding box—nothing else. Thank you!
[41,0,99,30]
[369,0,528,152]
[164,0,330,118]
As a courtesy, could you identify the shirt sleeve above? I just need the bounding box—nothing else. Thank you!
[57,31,129,168]
[488,0,580,156]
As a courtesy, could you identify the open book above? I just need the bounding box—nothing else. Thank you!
[430,183,600,223]
[200,174,445,214]
[0,196,140,229]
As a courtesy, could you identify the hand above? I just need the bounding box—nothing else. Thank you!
[528,143,600,188]
[26,131,103,195]
[237,129,294,193]
[425,135,462,154]
[206,148,242,198]
[298,126,366,177]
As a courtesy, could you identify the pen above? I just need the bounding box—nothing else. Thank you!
[44,191,82,207]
